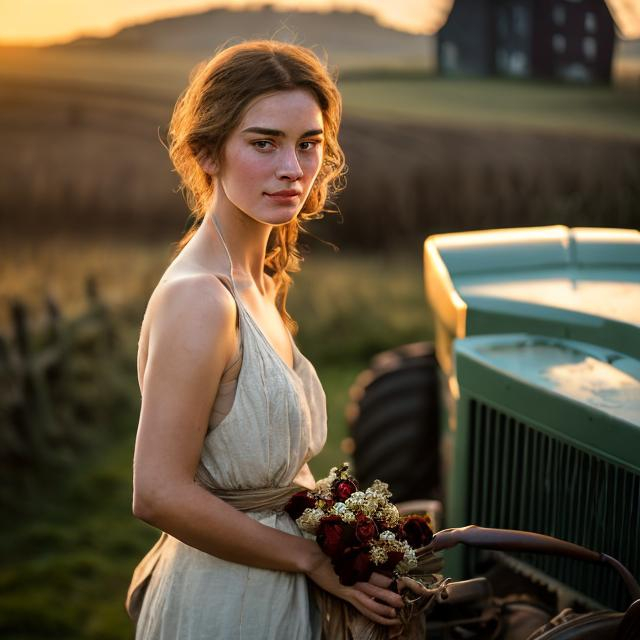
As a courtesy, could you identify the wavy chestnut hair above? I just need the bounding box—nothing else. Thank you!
[167,39,346,334]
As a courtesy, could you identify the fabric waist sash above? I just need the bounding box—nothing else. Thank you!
[125,483,306,624]
[208,483,307,512]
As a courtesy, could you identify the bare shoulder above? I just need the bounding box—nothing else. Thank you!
[137,272,237,392]
[147,273,236,346]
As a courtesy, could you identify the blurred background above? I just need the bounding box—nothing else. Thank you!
[0,1,638,637]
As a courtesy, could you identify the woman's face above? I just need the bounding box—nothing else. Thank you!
[214,88,325,226]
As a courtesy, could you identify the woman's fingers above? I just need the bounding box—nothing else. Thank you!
[353,589,398,618]
[397,575,428,596]
[369,571,393,588]
[354,581,404,609]
[349,590,403,627]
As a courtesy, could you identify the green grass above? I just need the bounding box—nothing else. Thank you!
[287,248,433,367]
[339,75,640,140]
[0,392,151,639]
[0,247,433,638]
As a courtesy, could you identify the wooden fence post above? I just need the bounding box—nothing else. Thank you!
[11,300,59,463]
[0,281,123,502]
[85,275,116,350]
[0,333,28,462]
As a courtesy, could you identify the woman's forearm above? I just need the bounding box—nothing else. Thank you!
[134,481,324,574]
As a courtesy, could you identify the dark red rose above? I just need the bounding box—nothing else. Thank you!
[332,544,374,586]
[332,478,358,502]
[377,550,405,574]
[397,515,434,549]
[284,490,316,521]
[316,515,356,558]
[355,513,377,543]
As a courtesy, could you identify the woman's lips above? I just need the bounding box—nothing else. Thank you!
[265,192,301,203]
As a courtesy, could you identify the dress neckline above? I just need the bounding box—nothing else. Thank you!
[235,298,303,381]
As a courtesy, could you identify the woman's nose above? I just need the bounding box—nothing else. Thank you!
[276,147,303,181]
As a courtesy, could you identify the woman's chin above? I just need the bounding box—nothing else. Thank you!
[261,208,301,226]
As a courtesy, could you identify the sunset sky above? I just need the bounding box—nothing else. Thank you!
[0,0,638,46]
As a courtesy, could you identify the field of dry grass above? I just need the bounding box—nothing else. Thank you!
[340,74,640,139]
[0,236,170,333]
[1,53,638,251]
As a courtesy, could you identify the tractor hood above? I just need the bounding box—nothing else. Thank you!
[424,226,640,376]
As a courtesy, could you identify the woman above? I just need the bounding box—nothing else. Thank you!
[126,40,404,639]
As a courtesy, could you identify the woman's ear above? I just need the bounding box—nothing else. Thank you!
[194,146,218,176]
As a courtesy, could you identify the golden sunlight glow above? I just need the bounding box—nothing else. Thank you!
[0,0,635,47]
[1,0,452,46]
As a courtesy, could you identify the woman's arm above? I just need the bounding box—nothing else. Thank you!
[133,274,316,571]
[132,275,402,625]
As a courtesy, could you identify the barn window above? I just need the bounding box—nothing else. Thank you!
[583,36,597,60]
[509,51,529,76]
[552,5,566,26]
[585,12,597,33]
[553,34,567,54]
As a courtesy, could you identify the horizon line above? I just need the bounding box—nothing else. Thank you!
[0,3,435,48]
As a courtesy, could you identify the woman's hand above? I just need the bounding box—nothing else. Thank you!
[352,571,406,625]
[305,552,403,627]
[396,575,430,597]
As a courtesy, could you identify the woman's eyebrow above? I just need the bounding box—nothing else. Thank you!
[241,126,324,137]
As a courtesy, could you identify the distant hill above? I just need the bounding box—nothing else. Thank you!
[52,5,435,71]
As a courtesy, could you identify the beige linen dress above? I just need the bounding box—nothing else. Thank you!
[131,216,327,639]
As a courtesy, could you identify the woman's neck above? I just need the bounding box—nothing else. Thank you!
[194,208,272,295]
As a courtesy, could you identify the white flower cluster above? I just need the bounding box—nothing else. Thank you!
[370,546,388,565]
[395,546,418,574]
[330,501,356,523]
[343,490,377,518]
[369,537,418,573]
[296,508,325,534]
[369,479,392,499]
[344,491,365,509]
[375,503,400,528]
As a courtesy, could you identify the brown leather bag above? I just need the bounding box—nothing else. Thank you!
[415,526,640,640]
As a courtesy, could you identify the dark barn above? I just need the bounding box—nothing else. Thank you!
[438,0,616,83]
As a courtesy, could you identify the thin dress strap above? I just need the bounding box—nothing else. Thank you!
[209,214,243,379]
[211,214,240,298]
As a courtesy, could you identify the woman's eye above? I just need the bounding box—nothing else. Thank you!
[300,141,320,151]
[253,140,274,150]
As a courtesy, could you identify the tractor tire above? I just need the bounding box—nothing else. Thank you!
[345,341,440,503]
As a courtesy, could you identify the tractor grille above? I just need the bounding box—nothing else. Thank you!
[467,399,640,611]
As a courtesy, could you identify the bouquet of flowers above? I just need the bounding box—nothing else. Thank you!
[285,462,447,634]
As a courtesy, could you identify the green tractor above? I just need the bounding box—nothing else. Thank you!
[347,225,640,633]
